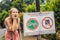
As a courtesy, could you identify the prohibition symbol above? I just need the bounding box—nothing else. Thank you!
[42,17,53,29]
[26,18,39,30]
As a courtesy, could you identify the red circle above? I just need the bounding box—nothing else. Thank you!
[42,17,53,29]
[26,18,39,31]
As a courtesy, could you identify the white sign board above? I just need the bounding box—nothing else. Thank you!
[23,12,40,36]
[23,12,56,36]
[39,12,56,34]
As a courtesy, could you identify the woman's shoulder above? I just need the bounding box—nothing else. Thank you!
[5,17,10,22]
[18,18,20,20]
[18,18,20,22]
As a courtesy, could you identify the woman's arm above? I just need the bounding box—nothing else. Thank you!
[4,18,12,31]
[5,17,20,31]
[12,18,20,31]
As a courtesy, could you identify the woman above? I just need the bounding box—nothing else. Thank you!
[4,8,20,40]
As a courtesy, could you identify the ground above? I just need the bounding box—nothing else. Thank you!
[0,28,60,40]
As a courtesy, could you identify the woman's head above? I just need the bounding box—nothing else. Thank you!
[9,8,19,19]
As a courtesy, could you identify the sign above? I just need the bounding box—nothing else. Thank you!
[40,12,56,34]
[23,12,56,36]
[42,17,53,29]
[23,13,40,36]
[26,18,38,30]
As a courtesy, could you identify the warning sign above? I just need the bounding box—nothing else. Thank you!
[23,12,56,36]
[40,12,56,34]
[42,17,53,29]
[23,13,40,36]
[26,18,39,30]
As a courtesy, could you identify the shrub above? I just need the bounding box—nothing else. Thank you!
[26,3,36,12]
[0,10,8,28]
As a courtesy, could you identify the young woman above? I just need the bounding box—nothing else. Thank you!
[4,8,20,40]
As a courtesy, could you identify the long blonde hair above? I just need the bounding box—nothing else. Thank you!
[9,8,19,24]
[9,8,18,14]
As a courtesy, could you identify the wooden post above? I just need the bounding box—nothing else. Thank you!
[36,0,40,12]
[36,0,41,40]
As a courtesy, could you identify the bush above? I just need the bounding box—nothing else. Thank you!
[40,1,54,11]
[0,10,9,28]
[26,3,36,12]
[53,0,60,28]
[12,0,27,12]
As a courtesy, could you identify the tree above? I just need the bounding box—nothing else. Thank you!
[12,0,26,12]
[1,0,12,11]
[24,0,34,4]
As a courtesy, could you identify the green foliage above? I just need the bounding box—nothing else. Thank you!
[0,0,12,11]
[24,0,34,4]
[2,36,5,40]
[0,10,8,28]
[26,3,36,12]
[42,34,56,40]
[40,1,54,11]
[53,0,60,28]
[12,0,26,12]
[0,10,8,21]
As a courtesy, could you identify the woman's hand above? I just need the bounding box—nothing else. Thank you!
[11,17,18,31]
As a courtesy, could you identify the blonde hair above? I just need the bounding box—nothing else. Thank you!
[9,8,19,23]
[9,8,19,14]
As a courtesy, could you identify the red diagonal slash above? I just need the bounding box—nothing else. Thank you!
[45,20,52,27]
